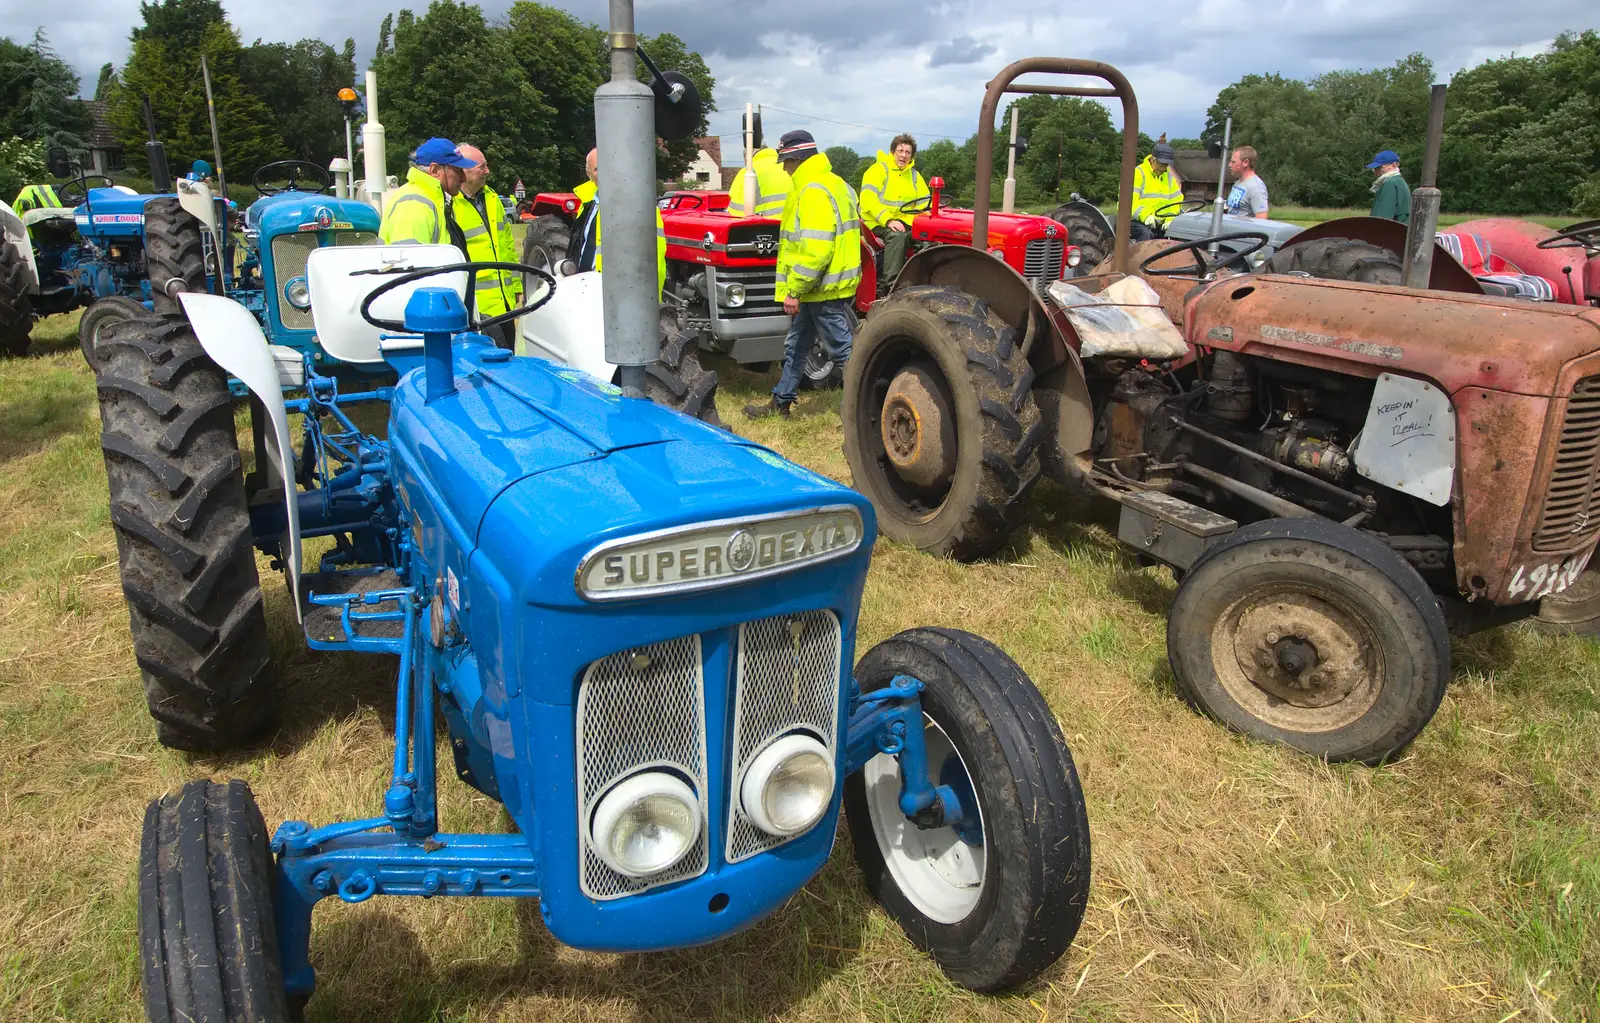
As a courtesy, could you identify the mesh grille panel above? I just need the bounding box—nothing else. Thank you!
[1024,237,1065,280]
[725,610,842,862]
[711,265,782,319]
[575,635,708,899]
[1534,376,1600,551]
[271,233,320,329]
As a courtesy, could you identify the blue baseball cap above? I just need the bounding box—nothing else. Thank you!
[1366,149,1400,169]
[412,137,478,169]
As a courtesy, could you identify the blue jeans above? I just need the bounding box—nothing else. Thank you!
[774,298,854,403]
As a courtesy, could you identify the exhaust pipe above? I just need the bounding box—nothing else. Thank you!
[1402,84,1447,290]
[595,0,660,398]
[361,70,388,214]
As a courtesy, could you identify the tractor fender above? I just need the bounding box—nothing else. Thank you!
[895,243,1095,485]
[517,270,618,383]
[1286,216,1484,295]
[0,199,41,292]
[175,292,303,618]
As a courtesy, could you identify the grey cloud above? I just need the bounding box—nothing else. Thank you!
[928,35,994,68]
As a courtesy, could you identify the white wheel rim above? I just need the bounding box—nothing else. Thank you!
[862,715,985,924]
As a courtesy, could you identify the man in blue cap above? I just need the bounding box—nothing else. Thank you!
[380,137,478,247]
[1367,149,1410,225]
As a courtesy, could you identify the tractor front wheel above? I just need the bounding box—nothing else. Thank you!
[1167,517,1451,764]
[0,241,33,357]
[139,779,293,1023]
[842,285,1042,561]
[845,628,1091,992]
[78,295,149,366]
[95,315,276,751]
[646,311,724,426]
[522,214,572,275]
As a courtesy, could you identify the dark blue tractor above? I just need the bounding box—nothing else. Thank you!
[91,30,1091,1020]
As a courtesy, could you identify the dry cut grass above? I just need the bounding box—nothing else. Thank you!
[1,317,1596,1022]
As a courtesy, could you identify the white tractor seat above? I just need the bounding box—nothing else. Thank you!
[306,243,467,365]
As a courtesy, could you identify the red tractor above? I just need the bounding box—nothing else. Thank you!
[520,179,1085,386]
[840,56,1600,765]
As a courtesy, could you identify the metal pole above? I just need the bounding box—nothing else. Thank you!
[345,117,356,198]
[595,0,659,397]
[743,102,756,217]
[1402,84,1447,290]
[1209,113,1232,239]
[1002,105,1018,214]
[200,56,228,199]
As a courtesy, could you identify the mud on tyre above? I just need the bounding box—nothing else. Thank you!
[95,314,276,751]
[842,285,1042,561]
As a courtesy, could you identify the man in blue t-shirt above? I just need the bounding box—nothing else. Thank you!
[1224,146,1269,219]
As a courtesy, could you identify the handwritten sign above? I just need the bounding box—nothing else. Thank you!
[1351,373,1456,506]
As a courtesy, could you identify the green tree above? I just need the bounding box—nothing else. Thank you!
[502,2,604,188]
[825,145,863,181]
[94,63,116,102]
[0,30,90,152]
[0,135,46,200]
[241,38,358,165]
[372,1,559,191]
[109,0,284,177]
[636,31,716,182]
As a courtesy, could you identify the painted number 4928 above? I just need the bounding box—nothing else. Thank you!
[1506,550,1594,602]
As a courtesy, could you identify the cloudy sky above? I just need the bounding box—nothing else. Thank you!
[8,0,1597,163]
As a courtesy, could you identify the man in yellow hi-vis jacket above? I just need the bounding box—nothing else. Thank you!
[744,130,861,419]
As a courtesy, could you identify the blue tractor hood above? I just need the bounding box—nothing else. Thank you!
[386,344,869,593]
[74,189,159,236]
[245,192,380,234]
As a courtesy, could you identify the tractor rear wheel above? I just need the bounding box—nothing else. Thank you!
[522,214,572,275]
[1265,237,1403,285]
[842,285,1042,561]
[139,779,293,1023]
[95,314,276,751]
[143,198,209,316]
[79,295,149,366]
[1167,517,1451,765]
[1043,200,1111,273]
[647,311,724,426]
[0,241,33,357]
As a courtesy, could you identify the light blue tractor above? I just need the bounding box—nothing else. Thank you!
[99,14,1092,1020]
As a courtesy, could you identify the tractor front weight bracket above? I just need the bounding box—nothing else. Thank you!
[843,675,969,830]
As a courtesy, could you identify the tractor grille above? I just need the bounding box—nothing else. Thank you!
[1024,237,1065,281]
[1534,376,1600,551]
[271,234,319,330]
[574,635,709,900]
[725,610,843,863]
[710,265,782,319]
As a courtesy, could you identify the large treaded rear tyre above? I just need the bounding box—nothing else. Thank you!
[95,315,275,751]
[143,198,209,316]
[843,285,1042,561]
[0,241,33,357]
[1043,200,1111,273]
[845,628,1091,992]
[1167,517,1450,765]
[139,779,292,1023]
[522,214,572,272]
[647,320,724,426]
[1264,237,1403,285]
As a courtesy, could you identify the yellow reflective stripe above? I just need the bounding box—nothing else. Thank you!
[784,227,836,242]
[819,265,861,286]
[788,264,823,280]
[462,224,489,239]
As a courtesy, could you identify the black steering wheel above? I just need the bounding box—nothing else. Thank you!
[357,261,558,333]
[898,194,933,216]
[1537,219,1600,251]
[253,160,333,196]
[1153,198,1209,219]
[58,175,116,206]
[1139,232,1272,278]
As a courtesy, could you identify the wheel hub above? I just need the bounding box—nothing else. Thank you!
[880,365,954,488]
[1232,598,1369,709]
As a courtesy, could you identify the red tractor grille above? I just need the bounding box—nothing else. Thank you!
[1534,376,1600,551]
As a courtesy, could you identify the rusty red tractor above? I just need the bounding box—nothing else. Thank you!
[521,173,1082,386]
[840,57,1600,765]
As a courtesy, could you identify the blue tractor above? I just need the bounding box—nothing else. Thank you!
[96,23,1090,1019]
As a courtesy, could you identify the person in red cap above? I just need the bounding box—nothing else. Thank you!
[745,129,863,419]
[380,137,477,248]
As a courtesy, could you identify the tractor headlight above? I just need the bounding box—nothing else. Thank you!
[283,276,311,310]
[1066,245,1082,268]
[590,771,701,877]
[741,733,834,837]
[716,281,746,308]
[987,246,1005,259]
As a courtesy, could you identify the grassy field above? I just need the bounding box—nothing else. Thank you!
[2,310,1598,1022]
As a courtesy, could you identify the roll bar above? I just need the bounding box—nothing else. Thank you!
[972,58,1139,274]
